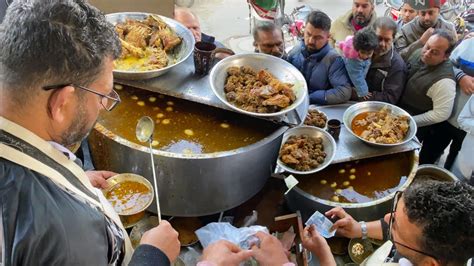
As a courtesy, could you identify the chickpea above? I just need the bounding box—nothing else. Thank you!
[166,106,173,112]
[149,97,157,102]
[220,123,230,129]
[350,168,356,174]
[367,171,371,176]
[151,140,159,146]
[338,169,346,174]
[162,119,170,125]
[335,189,342,194]
[114,84,123,90]
[137,101,145,106]
[348,186,354,190]
[320,180,327,185]
[184,129,194,136]
[332,196,340,202]
[349,175,356,180]
[131,95,138,100]
[330,182,337,188]
[156,113,164,118]
[343,181,350,186]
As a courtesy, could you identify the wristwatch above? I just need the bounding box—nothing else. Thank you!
[359,221,368,239]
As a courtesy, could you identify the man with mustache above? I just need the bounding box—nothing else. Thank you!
[253,21,286,59]
[364,17,407,104]
[287,11,352,105]
[399,30,456,161]
[395,0,456,60]
[330,0,377,48]
[0,0,180,265]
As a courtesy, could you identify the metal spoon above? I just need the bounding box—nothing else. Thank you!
[136,116,162,223]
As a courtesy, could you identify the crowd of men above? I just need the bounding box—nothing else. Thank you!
[248,0,473,183]
[0,0,473,265]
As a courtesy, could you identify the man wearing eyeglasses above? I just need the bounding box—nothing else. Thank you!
[395,0,457,60]
[0,0,180,265]
[325,181,473,265]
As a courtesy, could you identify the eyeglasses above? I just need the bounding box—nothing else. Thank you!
[388,191,439,261]
[43,83,121,111]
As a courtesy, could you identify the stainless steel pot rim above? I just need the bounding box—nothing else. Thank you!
[106,12,195,75]
[94,122,287,159]
[289,150,419,208]
[342,101,418,147]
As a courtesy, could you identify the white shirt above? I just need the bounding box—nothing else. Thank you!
[413,78,456,127]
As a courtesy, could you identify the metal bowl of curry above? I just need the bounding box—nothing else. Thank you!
[103,173,154,217]
[342,101,417,147]
[209,53,308,118]
[106,12,195,80]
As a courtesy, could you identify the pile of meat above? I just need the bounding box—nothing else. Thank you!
[115,15,182,71]
[304,109,327,128]
[354,107,410,144]
[279,135,327,171]
[224,66,296,113]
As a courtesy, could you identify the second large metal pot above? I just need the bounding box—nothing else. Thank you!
[89,123,287,217]
[285,150,419,221]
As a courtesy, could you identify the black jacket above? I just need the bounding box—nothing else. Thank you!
[366,47,407,104]
[0,130,169,265]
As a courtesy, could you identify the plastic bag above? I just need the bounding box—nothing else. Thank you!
[195,222,268,249]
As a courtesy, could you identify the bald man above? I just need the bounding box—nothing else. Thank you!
[174,7,219,45]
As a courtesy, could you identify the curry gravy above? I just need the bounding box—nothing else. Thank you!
[297,152,411,203]
[97,85,278,154]
[105,181,152,215]
[351,112,370,136]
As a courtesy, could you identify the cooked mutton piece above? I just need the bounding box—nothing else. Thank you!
[145,47,168,70]
[120,39,145,58]
[157,27,182,52]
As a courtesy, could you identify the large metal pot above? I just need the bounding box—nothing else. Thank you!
[89,123,287,217]
[413,164,458,182]
[285,150,419,221]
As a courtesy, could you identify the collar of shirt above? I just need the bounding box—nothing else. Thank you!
[48,141,77,161]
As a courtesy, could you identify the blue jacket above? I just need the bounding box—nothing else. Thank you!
[287,42,352,104]
[345,57,371,97]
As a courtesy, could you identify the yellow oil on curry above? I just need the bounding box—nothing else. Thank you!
[106,181,152,215]
[297,152,411,203]
[97,85,278,154]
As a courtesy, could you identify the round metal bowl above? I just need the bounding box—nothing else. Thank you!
[209,53,308,117]
[102,173,154,216]
[342,101,417,147]
[303,105,328,130]
[277,126,336,175]
[106,12,195,80]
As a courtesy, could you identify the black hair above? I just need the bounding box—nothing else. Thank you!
[252,21,283,42]
[306,10,331,32]
[432,29,456,55]
[403,181,474,265]
[373,17,398,38]
[0,0,121,105]
[353,27,379,52]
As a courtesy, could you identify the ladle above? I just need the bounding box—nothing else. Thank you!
[136,116,162,223]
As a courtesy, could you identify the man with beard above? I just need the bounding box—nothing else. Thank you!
[399,30,456,164]
[287,11,352,105]
[363,17,407,104]
[330,0,377,48]
[326,180,473,265]
[253,21,286,59]
[395,0,456,60]
[0,0,180,265]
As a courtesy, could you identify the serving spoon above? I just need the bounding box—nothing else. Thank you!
[136,116,162,223]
